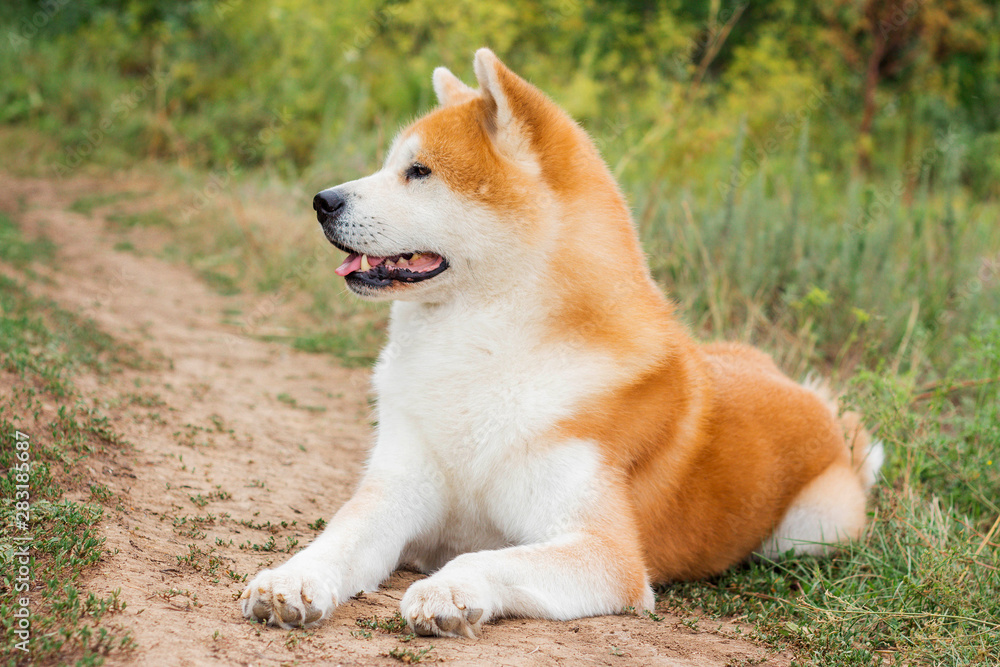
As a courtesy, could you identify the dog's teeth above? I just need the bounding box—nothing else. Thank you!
[360,255,371,272]
[410,253,422,261]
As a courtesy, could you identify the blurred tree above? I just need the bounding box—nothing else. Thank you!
[817,0,994,174]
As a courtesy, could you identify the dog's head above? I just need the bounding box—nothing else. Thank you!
[315,49,633,303]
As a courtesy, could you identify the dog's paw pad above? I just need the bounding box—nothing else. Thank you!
[401,579,489,638]
[240,567,335,629]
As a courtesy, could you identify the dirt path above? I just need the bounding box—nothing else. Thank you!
[3,173,790,666]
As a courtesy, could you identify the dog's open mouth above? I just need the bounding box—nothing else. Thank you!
[335,251,449,288]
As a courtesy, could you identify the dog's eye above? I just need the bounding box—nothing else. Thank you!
[405,163,432,181]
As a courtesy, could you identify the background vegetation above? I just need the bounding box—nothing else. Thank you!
[1,0,998,664]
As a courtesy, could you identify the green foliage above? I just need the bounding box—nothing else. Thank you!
[642,126,1000,376]
[0,212,55,268]
[2,0,997,188]
[356,612,409,634]
[1,0,997,375]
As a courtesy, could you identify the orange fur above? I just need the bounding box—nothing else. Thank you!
[405,101,535,220]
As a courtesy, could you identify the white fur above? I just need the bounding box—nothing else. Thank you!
[758,430,884,559]
[757,462,868,559]
[432,66,475,106]
[240,306,646,631]
[860,438,885,490]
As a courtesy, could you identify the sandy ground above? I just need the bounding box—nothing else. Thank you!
[2,173,791,666]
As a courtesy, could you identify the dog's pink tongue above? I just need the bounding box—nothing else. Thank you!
[335,253,363,276]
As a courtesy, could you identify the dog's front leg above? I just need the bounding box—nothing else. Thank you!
[241,434,442,628]
[400,514,654,638]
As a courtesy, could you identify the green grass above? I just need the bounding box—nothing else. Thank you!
[275,392,326,413]
[636,125,1000,381]
[69,192,147,216]
[388,644,434,663]
[356,612,409,635]
[197,268,241,296]
[0,220,139,665]
[288,328,382,368]
[0,212,55,269]
[105,210,170,231]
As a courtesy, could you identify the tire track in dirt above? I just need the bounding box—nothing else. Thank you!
[2,173,791,666]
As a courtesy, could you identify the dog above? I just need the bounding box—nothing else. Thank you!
[240,48,883,638]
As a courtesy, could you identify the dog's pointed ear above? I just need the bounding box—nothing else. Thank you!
[473,48,520,134]
[473,49,572,162]
[433,67,476,107]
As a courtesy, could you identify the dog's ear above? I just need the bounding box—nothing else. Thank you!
[473,49,576,166]
[473,48,522,137]
[433,67,476,107]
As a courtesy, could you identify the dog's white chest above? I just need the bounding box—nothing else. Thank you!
[374,305,574,455]
[371,304,610,554]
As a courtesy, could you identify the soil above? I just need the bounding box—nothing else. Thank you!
[2,173,792,666]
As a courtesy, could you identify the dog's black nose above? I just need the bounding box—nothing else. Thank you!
[313,190,346,222]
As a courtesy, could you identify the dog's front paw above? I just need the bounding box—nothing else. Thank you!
[241,564,337,628]
[400,576,491,638]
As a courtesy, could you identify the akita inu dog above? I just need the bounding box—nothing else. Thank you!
[241,49,882,638]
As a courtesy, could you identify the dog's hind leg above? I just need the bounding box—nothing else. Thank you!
[757,460,869,558]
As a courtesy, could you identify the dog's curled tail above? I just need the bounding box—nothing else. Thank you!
[803,375,884,491]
